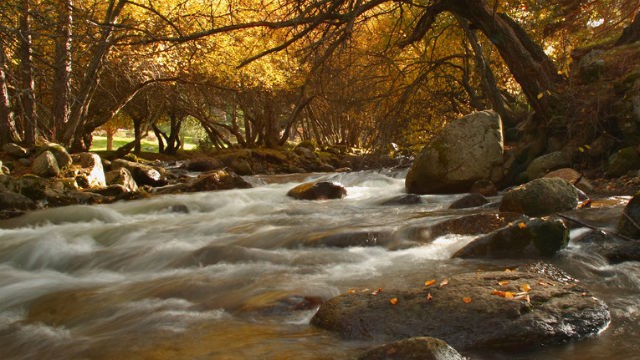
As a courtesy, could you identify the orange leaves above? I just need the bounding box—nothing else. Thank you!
[492,281,532,302]
[389,297,398,305]
[491,290,515,299]
[517,222,527,229]
[462,297,472,303]
[371,288,383,296]
[424,279,437,288]
[520,283,532,293]
[426,292,433,301]
[497,280,510,286]
[439,279,449,288]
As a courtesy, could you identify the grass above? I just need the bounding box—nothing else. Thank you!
[91,136,197,152]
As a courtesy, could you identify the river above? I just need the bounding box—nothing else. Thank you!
[0,170,638,359]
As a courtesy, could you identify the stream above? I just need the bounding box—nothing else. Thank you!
[0,170,639,359]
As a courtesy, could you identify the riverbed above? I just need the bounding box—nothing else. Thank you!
[0,170,638,359]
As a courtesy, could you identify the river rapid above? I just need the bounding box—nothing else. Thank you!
[0,170,639,359]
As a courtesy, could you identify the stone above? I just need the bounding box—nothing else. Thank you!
[105,167,138,193]
[188,170,252,192]
[287,181,347,200]
[32,151,60,177]
[302,231,393,248]
[185,158,223,172]
[3,143,29,158]
[618,194,640,239]
[358,337,464,360]
[75,153,106,188]
[470,179,498,196]
[380,194,423,206]
[500,178,582,216]
[411,213,523,242]
[43,143,73,169]
[406,110,503,194]
[111,159,167,187]
[526,151,572,180]
[311,264,609,351]
[0,191,37,210]
[453,217,569,259]
[448,193,489,209]
[230,158,253,175]
[606,146,640,177]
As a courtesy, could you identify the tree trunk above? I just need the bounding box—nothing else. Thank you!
[617,11,640,45]
[53,0,73,141]
[106,128,115,151]
[19,0,38,147]
[0,46,20,145]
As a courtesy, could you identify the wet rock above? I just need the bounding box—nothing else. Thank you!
[311,264,609,351]
[111,159,167,187]
[188,170,252,192]
[240,292,324,316]
[526,151,571,180]
[453,217,569,259]
[544,168,594,193]
[470,179,497,196]
[32,151,60,177]
[380,194,423,206]
[229,158,253,175]
[287,181,347,200]
[358,337,464,360]
[618,194,640,239]
[448,193,489,209]
[105,167,138,193]
[604,243,640,264]
[3,143,29,158]
[43,143,72,169]
[606,146,640,177]
[185,158,223,172]
[169,204,189,213]
[419,213,523,241]
[500,178,581,216]
[304,231,392,248]
[0,191,36,211]
[406,110,503,194]
[74,153,106,188]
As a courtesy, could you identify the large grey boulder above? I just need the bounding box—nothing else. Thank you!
[526,151,571,180]
[500,178,581,216]
[406,110,503,194]
[32,151,60,177]
[74,153,106,188]
[358,337,464,360]
[311,264,609,351]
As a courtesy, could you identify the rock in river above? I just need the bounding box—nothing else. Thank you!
[287,181,347,200]
[358,337,464,360]
[311,264,609,351]
[500,178,582,216]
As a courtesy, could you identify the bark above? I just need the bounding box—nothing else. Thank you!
[617,11,640,45]
[106,128,115,151]
[19,0,38,147]
[53,0,73,141]
[0,46,20,145]
[63,0,127,146]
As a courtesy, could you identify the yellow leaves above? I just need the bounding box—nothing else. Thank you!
[462,297,473,304]
[491,290,515,298]
[347,289,357,294]
[424,279,437,288]
[389,297,398,305]
[492,282,532,302]
[517,222,527,229]
[371,288,383,296]
[520,283,532,293]
[497,280,510,286]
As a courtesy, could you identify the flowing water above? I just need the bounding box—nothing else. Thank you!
[0,170,638,359]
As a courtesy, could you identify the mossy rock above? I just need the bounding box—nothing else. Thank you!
[606,146,640,177]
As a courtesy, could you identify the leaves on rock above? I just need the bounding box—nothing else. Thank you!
[462,297,472,303]
[390,297,398,305]
[424,279,437,287]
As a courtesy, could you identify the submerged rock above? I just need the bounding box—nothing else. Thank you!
[453,217,569,259]
[405,110,503,194]
[311,264,609,351]
[358,337,464,360]
[419,213,523,241]
[380,194,423,206]
[448,193,489,209]
[500,178,581,216]
[287,181,347,200]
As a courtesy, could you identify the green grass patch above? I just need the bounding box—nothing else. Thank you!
[91,136,197,152]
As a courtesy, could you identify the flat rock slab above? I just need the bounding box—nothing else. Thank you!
[311,265,609,351]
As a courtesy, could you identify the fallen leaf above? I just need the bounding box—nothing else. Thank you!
[537,281,550,287]
[439,279,449,288]
[424,279,437,287]
[371,288,383,296]
[505,268,513,273]
[581,292,588,297]
[462,297,472,303]
[491,290,514,298]
[347,289,356,294]
[497,280,510,286]
[518,222,527,229]
[427,293,433,301]
[520,283,532,292]
[504,291,514,299]
[514,294,531,302]
[390,297,398,305]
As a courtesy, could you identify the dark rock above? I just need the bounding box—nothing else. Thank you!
[448,193,489,209]
[500,178,581,216]
[90,184,130,198]
[453,217,568,259]
[417,213,523,241]
[185,158,223,172]
[3,143,29,158]
[0,191,37,210]
[112,159,167,187]
[287,181,347,200]
[304,231,392,248]
[358,337,464,360]
[188,170,252,192]
[32,151,60,177]
[311,265,609,351]
[618,194,640,239]
[105,167,138,193]
[405,110,503,194]
[470,179,497,196]
[380,194,423,206]
[604,243,640,264]
[526,151,571,180]
[229,158,253,175]
[169,204,190,213]
[607,146,640,177]
[241,293,324,316]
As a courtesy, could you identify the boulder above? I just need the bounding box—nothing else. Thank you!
[32,151,60,177]
[105,167,138,193]
[43,143,72,169]
[287,181,347,200]
[453,217,569,259]
[188,170,252,192]
[358,337,464,360]
[525,151,571,180]
[470,179,498,196]
[380,194,423,206]
[111,159,167,187]
[499,178,581,216]
[618,194,640,239]
[415,213,523,241]
[448,193,489,209]
[185,158,223,172]
[0,191,36,210]
[75,153,106,188]
[406,110,503,194]
[311,264,609,351]
[3,143,29,158]
[229,158,253,175]
[544,168,594,193]
[302,231,393,248]
[606,146,640,177]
